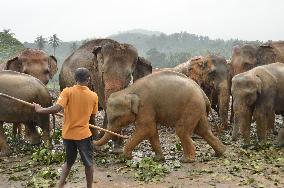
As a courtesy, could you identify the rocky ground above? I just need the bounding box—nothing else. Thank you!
[0,90,283,187]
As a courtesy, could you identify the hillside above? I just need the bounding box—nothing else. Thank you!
[21,30,261,70]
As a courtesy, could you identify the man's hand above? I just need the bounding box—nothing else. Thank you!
[33,103,63,114]
[33,103,43,112]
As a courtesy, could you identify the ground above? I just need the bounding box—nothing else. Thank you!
[0,100,283,187]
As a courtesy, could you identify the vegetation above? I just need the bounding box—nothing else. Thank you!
[48,34,61,56]
[34,35,47,50]
[0,29,24,61]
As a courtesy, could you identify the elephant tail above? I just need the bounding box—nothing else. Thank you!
[202,90,212,117]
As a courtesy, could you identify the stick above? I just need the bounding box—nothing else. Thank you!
[0,92,63,117]
[89,124,129,139]
[0,92,128,139]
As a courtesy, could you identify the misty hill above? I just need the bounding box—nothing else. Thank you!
[5,29,261,71]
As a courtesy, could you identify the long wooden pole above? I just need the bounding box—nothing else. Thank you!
[0,92,128,139]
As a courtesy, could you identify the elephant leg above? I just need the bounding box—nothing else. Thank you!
[27,124,41,145]
[232,123,239,141]
[148,127,164,161]
[0,122,9,156]
[218,84,229,131]
[268,113,277,135]
[12,123,23,138]
[123,123,152,159]
[240,121,251,146]
[175,118,198,163]
[230,97,234,124]
[194,115,226,156]
[255,112,270,144]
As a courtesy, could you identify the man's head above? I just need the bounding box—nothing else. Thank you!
[75,68,90,84]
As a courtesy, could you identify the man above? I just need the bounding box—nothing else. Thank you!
[34,67,98,188]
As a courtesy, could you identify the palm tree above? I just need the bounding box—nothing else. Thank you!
[48,34,61,56]
[34,35,47,50]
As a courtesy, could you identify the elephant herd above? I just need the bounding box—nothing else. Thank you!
[0,39,284,162]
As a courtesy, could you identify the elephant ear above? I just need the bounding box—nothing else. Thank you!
[256,44,276,66]
[127,94,140,115]
[6,57,23,72]
[48,56,58,79]
[133,57,152,82]
[255,75,262,95]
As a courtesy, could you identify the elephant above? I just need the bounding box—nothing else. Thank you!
[171,55,230,131]
[1,49,58,137]
[0,71,53,155]
[93,71,226,163]
[59,39,152,150]
[4,49,58,85]
[230,41,284,78]
[276,127,284,147]
[229,41,284,126]
[231,63,284,146]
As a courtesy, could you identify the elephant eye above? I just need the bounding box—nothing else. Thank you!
[44,69,50,75]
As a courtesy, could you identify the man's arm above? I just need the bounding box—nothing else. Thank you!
[34,103,63,114]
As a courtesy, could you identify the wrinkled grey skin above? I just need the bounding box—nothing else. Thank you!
[231,63,284,147]
[94,71,226,162]
[0,71,52,156]
[59,39,152,148]
[229,42,284,131]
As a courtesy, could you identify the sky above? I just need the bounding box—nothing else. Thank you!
[0,0,283,42]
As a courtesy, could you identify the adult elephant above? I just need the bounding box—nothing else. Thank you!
[3,49,58,84]
[229,42,284,125]
[230,41,284,78]
[59,39,152,150]
[172,55,230,132]
[0,71,53,155]
[231,63,284,147]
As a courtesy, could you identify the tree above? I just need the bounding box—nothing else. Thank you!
[2,29,15,36]
[0,30,24,60]
[34,35,47,50]
[70,42,77,53]
[48,34,61,56]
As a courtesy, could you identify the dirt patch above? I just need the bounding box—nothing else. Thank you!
[0,109,283,187]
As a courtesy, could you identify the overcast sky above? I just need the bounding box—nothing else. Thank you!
[0,0,283,42]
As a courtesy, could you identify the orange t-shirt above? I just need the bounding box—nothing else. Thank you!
[56,85,98,140]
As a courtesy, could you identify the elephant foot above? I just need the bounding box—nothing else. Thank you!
[112,147,123,154]
[0,149,10,157]
[121,152,132,160]
[241,143,252,149]
[215,146,227,157]
[153,154,165,162]
[180,155,195,163]
[232,132,239,141]
[273,130,278,135]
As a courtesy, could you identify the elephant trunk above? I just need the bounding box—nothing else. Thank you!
[93,132,112,146]
[232,104,253,144]
[104,79,125,103]
[93,125,120,146]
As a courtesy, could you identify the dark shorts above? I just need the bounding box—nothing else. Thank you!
[63,136,93,167]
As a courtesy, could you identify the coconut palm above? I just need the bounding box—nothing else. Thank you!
[48,34,61,56]
[34,35,47,50]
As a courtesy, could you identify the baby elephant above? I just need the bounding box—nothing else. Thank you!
[232,63,284,146]
[94,71,226,163]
